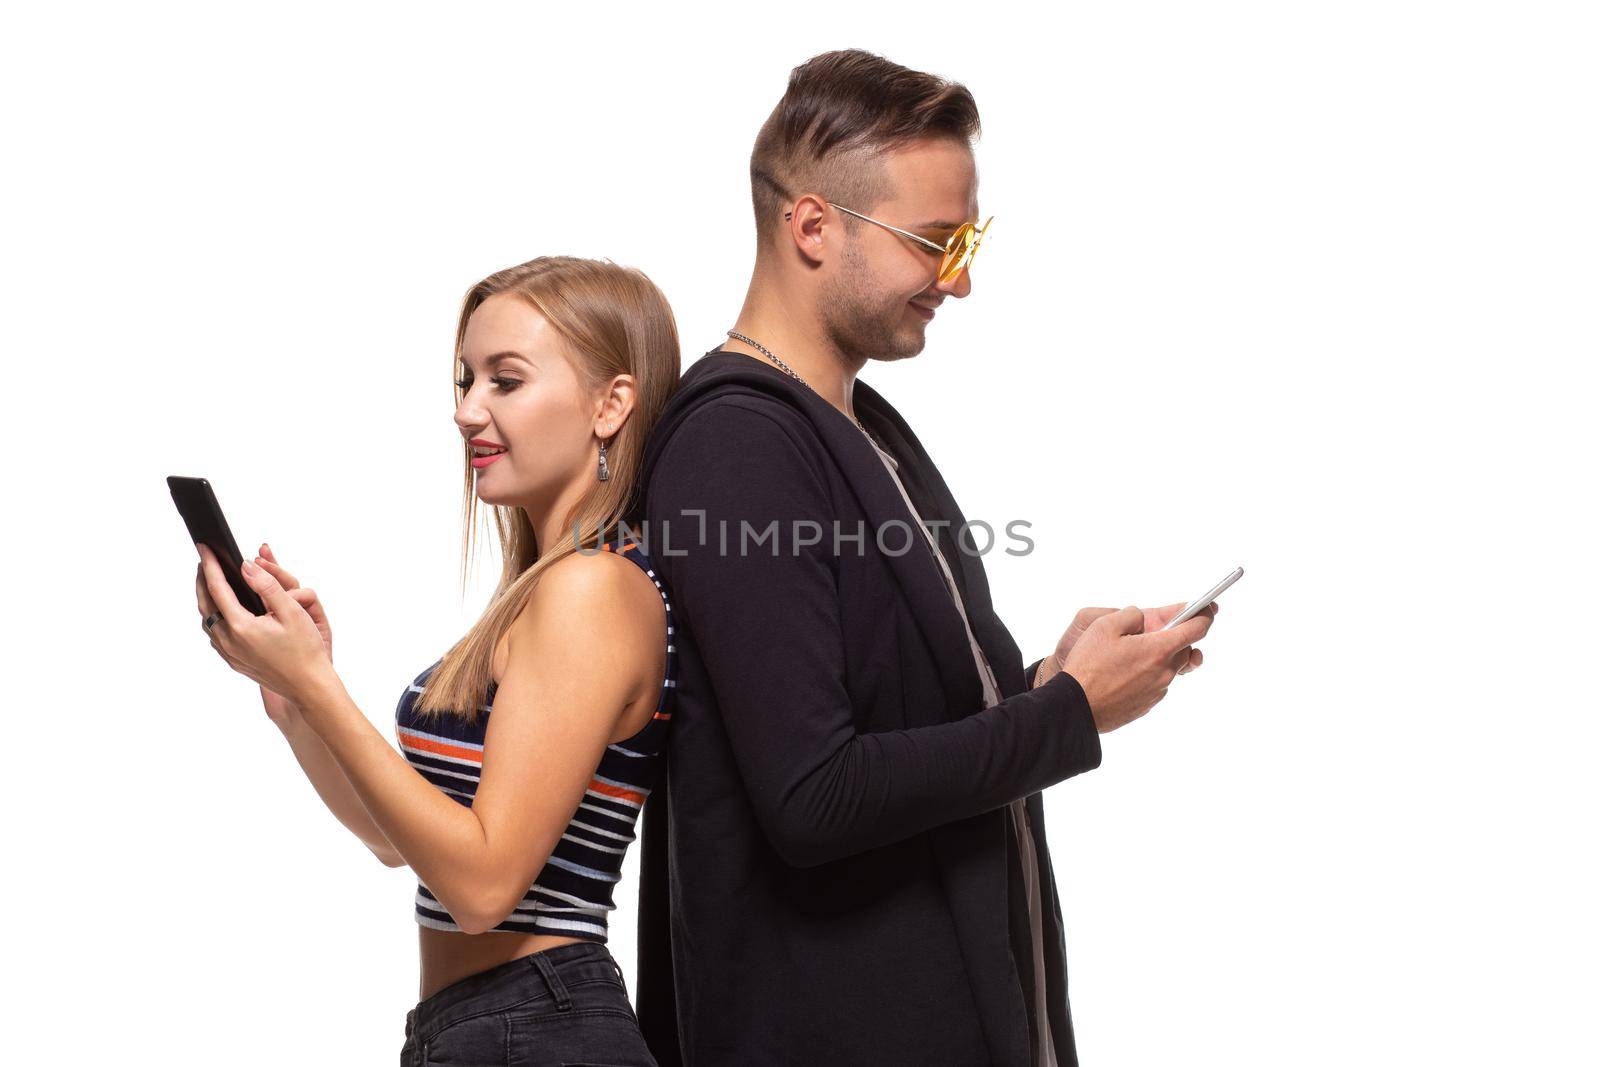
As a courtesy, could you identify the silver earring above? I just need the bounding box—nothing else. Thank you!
[597,437,610,482]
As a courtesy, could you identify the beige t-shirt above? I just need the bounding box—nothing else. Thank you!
[868,438,1059,1067]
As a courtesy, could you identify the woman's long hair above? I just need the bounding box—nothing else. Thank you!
[411,256,680,721]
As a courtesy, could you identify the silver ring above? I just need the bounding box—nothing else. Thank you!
[203,611,222,631]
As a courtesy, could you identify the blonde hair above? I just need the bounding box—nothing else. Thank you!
[411,256,680,720]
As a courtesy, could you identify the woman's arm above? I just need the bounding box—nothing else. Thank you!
[294,552,657,934]
[238,550,404,864]
[274,707,406,867]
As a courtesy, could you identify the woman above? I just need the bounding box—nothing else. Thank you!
[192,256,680,1065]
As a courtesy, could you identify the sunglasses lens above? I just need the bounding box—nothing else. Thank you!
[939,222,985,282]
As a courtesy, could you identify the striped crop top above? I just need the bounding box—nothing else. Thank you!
[393,535,675,940]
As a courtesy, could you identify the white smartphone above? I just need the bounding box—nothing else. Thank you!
[1159,566,1244,631]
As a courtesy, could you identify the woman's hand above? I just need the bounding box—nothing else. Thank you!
[241,544,335,731]
[255,542,333,657]
[195,542,337,710]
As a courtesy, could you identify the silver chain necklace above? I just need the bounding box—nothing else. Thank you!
[725,330,885,451]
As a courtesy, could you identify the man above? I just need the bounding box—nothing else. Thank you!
[634,49,1216,1066]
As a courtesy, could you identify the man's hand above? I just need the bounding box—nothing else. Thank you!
[1034,607,1118,687]
[1035,601,1217,687]
[1061,604,1217,733]
[1142,600,1216,676]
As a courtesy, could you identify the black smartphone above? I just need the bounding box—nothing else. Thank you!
[168,475,268,617]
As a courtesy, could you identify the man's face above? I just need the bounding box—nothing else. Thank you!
[820,136,979,362]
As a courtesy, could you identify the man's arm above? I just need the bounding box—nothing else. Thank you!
[1028,655,1066,688]
[649,398,1101,869]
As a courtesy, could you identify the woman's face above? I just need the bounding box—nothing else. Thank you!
[452,293,606,520]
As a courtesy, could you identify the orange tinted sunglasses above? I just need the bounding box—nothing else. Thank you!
[784,201,993,283]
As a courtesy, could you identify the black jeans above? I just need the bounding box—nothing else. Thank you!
[399,940,657,1067]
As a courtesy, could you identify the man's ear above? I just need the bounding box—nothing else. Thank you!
[786,194,831,268]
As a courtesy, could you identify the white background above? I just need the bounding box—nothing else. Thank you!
[5,2,1596,1064]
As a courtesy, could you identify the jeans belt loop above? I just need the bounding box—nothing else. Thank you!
[529,951,573,1012]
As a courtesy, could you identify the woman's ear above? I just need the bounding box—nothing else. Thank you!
[596,374,637,437]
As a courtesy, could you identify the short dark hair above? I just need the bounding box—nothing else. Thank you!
[749,49,981,245]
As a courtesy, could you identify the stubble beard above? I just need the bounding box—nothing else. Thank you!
[820,238,927,365]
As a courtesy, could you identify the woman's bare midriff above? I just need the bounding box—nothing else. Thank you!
[419,927,588,999]
[416,618,660,1001]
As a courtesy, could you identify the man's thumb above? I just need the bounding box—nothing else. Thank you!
[1109,604,1145,635]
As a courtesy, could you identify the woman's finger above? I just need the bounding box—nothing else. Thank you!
[288,588,327,624]
[257,546,327,632]
[196,562,218,617]
[255,545,301,591]
[199,566,225,636]
[196,543,250,629]
[259,543,299,586]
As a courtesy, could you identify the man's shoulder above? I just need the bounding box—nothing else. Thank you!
[672,388,813,442]
[641,384,834,524]
[648,392,826,493]
[649,354,823,471]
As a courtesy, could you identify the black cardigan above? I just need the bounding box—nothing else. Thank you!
[633,350,1103,1066]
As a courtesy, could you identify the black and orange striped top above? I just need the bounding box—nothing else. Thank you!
[392,534,675,940]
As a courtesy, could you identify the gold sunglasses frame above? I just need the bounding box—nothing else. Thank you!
[783,201,993,283]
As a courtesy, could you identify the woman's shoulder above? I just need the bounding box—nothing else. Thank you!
[503,547,665,709]
[511,546,666,662]
[532,541,656,603]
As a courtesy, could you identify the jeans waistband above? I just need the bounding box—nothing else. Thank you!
[405,940,624,1042]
